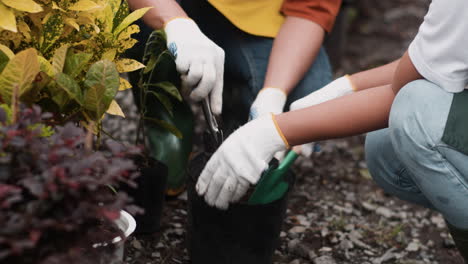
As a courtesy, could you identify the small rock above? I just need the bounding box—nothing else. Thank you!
[289,226,307,234]
[289,260,300,264]
[309,250,318,260]
[321,227,329,237]
[339,238,354,251]
[288,239,314,259]
[443,237,456,248]
[362,201,377,211]
[318,247,332,252]
[376,207,394,218]
[132,239,143,250]
[372,247,397,264]
[406,241,420,252]
[151,252,161,258]
[313,255,336,264]
[430,215,446,229]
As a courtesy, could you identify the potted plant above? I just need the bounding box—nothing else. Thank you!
[122,26,194,233]
[0,0,151,135]
[0,103,141,263]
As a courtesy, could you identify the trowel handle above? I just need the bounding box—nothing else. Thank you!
[277,149,299,170]
[201,98,223,146]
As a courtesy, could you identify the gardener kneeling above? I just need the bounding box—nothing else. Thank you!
[196,0,468,262]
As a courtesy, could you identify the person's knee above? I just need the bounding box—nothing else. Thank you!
[388,80,444,155]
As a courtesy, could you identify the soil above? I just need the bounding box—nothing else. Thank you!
[122,0,465,263]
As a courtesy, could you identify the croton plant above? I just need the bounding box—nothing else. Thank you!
[0,0,151,128]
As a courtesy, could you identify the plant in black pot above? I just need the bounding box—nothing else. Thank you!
[0,104,141,264]
[123,27,194,234]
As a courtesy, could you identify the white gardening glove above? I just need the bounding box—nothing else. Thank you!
[248,87,287,120]
[249,87,287,160]
[290,75,355,156]
[196,114,289,210]
[164,18,225,114]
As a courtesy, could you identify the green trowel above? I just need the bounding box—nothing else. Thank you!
[248,149,299,205]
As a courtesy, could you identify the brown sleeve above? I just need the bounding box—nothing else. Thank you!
[281,0,342,33]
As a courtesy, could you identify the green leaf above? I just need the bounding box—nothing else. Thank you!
[83,60,119,121]
[55,72,83,105]
[0,48,40,104]
[0,44,14,59]
[0,49,10,74]
[38,56,54,76]
[41,13,65,54]
[145,81,182,101]
[144,117,182,139]
[63,51,93,78]
[112,0,128,32]
[147,90,173,116]
[113,7,152,36]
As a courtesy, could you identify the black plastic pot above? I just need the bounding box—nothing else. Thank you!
[123,158,168,234]
[186,152,295,264]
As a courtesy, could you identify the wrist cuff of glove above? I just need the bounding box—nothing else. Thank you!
[259,87,287,97]
[163,16,195,29]
[271,113,290,149]
[343,75,358,92]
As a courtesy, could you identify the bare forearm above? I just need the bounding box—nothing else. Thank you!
[277,85,395,146]
[349,59,400,91]
[264,16,325,94]
[127,0,187,29]
[391,51,422,93]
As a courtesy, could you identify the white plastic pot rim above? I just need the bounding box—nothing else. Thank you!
[92,210,136,248]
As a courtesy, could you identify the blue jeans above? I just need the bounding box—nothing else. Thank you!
[365,80,468,229]
[180,0,332,129]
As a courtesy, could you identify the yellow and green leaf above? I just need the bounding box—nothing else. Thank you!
[0,48,40,104]
[83,60,120,121]
[55,72,83,105]
[1,0,43,13]
[41,13,64,53]
[115,58,145,73]
[69,0,102,12]
[113,7,152,36]
[106,99,125,117]
[119,77,132,91]
[38,56,54,76]
[0,3,17,32]
[63,51,93,78]
[101,48,116,61]
[64,18,80,31]
[52,44,70,75]
[0,44,14,59]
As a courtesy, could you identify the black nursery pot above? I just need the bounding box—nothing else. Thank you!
[124,157,168,234]
[186,152,295,264]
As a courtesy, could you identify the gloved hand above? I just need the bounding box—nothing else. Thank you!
[290,75,355,109]
[196,114,289,210]
[164,18,225,114]
[290,75,355,156]
[249,87,287,160]
[249,87,287,120]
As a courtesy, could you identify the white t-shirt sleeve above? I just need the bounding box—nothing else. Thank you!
[408,0,468,93]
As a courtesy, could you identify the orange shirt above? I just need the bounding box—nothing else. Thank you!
[207,0,342,38]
